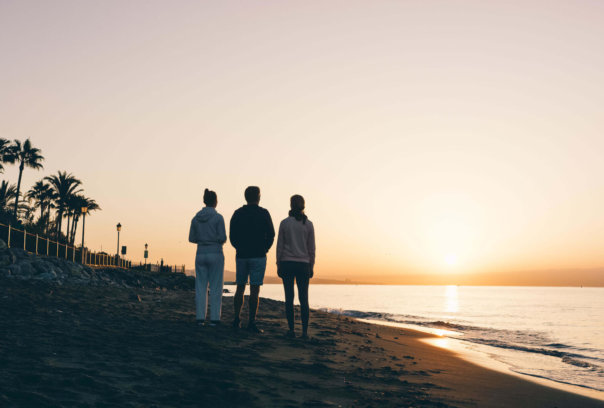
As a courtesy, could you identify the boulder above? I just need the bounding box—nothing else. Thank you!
[31,261,51,275]
[18,262,34,277]
[34,271,57,281]
[0,249,16,267]
[6,264,21,276]
[10,248,31,260]
[67,263,84,277]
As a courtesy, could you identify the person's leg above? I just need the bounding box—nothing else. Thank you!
[195,254,209,322]
[295,263,310,337]
[247,257,267,331]
[233,285,246,326]
[208,252,225,322]
[233,258,249,327]
[281,265,295,332]
[248,284,260,324]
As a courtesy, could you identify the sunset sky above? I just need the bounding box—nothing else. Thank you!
[1,1,604,283]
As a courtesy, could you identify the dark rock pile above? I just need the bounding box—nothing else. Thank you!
[0,239,193,290]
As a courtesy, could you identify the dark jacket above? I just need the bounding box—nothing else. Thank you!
[229,204,275,258]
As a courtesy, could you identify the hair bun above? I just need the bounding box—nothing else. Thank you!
[204,188,209,193]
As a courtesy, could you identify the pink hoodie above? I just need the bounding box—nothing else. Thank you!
[276,216,315,266]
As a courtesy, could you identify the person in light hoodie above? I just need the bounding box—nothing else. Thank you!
[276,194,316,339]
[188,188,227,326]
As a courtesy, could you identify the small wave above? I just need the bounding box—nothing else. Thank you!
[428,320,472,331]
[321,308,426,323]
[561,356,599,370]
[510,369,604,393]
[545,343,572,349]
[464,338,571,357]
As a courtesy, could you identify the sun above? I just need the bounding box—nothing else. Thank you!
[444,254,459,268]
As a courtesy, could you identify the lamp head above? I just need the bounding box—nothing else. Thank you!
[117,223,122,232]
[81,206,88,214]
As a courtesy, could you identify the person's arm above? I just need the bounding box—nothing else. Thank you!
[229,211,239,249]
[276,222,285,277]
[188,219,197,244]
[308,222,316,278]
[217,215,227,245]
[264,210,275,252]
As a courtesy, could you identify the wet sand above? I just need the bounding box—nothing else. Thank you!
[1,278,602,407]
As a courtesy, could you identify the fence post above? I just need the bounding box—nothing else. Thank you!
[23,229,27,250]
[7,224,10,247]
[72,246,75,262]
[64,244,68,259]
[46,238,49,256]
[35,234,38,255]
[56,241,59,257]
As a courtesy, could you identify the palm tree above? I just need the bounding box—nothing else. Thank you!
[0,181,17,214]
[26,180,55,221]
[67,195,100,244]
[5,139,44,218]
[0,138,12,173]
[45,171,82,239]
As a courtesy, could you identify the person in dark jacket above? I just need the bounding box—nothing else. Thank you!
[188,188,226,326]
[229,186,275,333]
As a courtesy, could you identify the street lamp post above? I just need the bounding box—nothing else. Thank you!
[116,223,121,259]
[144,243,148,266]
[81,206,88,263]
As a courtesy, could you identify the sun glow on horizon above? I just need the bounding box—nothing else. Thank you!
[444,254,459,268]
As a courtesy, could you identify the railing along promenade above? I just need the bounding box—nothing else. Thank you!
[0,221,132,268]
[0,222,186,273]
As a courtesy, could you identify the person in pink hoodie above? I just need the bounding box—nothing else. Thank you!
[276,194,316,339]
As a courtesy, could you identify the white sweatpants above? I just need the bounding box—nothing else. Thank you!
[195,252,225,321]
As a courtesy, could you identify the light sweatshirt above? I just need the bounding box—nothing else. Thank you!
[276,216,315,266]
[188,207,227,254]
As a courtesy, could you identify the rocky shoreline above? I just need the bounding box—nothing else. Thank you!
[0,239,193,290]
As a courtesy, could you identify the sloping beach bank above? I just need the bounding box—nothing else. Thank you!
[1,276,602,407]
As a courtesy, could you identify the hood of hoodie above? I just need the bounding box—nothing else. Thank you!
[194,207,217,223]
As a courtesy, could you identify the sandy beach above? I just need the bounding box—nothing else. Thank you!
[1,276,602,408]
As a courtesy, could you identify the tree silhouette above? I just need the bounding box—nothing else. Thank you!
[45,171,82,239]
[5,139,44,218]
[0,138,12,174]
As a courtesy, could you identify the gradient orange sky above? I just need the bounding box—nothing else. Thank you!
[1,1,604,282]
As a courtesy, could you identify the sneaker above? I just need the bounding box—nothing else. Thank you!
[232,319,241,329]
[197,320,205,327]
[208,321,220,327]
[247,322,264,334]
[285,330,296,338]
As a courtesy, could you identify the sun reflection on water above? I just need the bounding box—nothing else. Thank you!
[445,285,459,313]
[431,337,451,349]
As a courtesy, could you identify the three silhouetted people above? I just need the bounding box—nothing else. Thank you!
[189,186,316,338]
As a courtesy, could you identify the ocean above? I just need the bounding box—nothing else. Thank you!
[253,284,604,398]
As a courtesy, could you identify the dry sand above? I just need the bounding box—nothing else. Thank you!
[1,278,602,407]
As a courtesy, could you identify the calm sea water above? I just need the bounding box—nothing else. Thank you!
[254,284,604,396]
